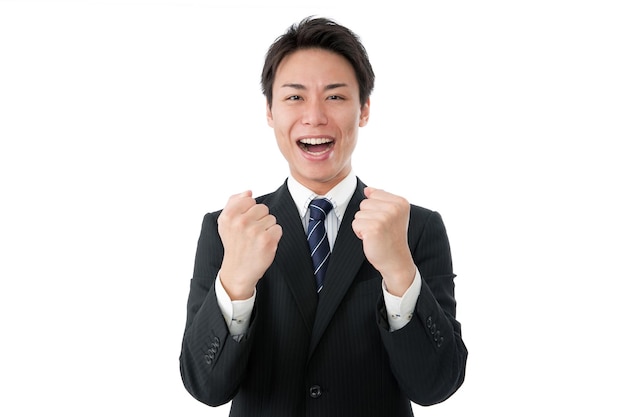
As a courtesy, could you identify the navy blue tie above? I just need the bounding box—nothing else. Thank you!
[307,198,333,293]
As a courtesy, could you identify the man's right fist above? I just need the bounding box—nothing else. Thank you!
[217,191,283,300]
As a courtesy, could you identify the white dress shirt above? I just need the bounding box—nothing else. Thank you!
[215,173,421,338]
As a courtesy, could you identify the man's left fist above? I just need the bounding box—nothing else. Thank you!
[352,187,416,296]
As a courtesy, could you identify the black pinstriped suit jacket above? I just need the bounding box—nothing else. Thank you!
[180,178,467,416]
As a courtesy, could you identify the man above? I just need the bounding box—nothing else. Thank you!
[180,17,467,416]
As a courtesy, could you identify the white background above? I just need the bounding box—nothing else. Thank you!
[1,0,624,415]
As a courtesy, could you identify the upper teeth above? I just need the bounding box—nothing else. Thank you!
[300,138,332,145]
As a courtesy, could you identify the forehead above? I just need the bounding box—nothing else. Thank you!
[274,48,357,86]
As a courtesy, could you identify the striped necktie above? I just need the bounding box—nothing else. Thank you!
[307,198,333,293]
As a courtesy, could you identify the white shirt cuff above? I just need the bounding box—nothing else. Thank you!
[215,271,256,338]
[382,266,422,332]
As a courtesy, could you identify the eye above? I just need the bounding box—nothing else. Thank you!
[327,95,344,101]
[287,95,303,101]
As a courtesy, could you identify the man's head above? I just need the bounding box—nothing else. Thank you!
[261,17,375,109]
[263,18,374,195]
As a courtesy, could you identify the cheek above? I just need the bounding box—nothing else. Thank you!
[341,120,361,146]
[274,130,295,156]
[271,112,295,134]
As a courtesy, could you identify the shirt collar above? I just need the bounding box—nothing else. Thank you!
[287,172,357,223]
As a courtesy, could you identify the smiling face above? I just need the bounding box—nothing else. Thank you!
[267,48,370,195]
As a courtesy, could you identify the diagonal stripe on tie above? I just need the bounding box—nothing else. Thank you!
[306,198,333,293]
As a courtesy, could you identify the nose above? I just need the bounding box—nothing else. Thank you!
[301,99,328,126]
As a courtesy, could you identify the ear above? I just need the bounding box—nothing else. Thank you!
[359,98,370,127]
[266,101,274,127]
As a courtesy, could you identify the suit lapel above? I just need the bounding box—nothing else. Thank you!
[263,182,318,334]
[308,180,367,357]
[262,179,369,355]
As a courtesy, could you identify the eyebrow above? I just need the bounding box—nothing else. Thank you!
[280,83,349,91]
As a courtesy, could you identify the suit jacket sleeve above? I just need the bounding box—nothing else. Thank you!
[179,211,257,406]
[377,209,467,405]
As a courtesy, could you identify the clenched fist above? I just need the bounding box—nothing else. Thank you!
[352,187,416,296]
[218,191,283,300]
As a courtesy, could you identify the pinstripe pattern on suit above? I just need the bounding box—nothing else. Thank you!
[180,178,467,416]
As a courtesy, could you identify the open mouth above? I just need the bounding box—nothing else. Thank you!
[298,138,335,155]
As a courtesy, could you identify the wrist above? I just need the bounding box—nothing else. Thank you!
[219,266,257,301]
[221,278,256,301]
[381,262,416,297]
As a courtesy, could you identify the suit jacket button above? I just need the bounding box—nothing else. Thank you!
[204,354,212,365]
[309,385,322,399]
